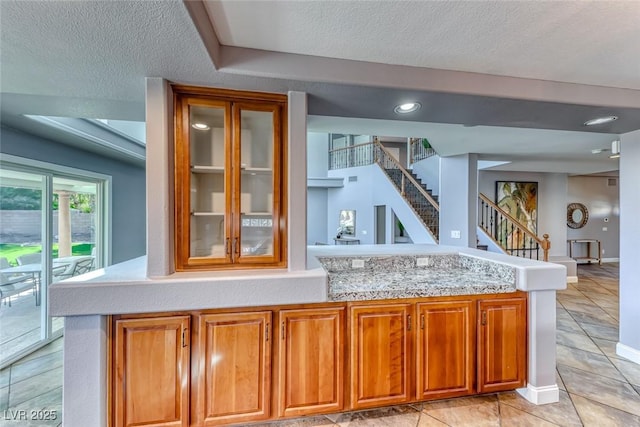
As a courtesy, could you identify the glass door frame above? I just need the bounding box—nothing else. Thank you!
[0,153,111,366]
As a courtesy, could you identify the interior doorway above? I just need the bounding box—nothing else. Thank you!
[375,205,386,244]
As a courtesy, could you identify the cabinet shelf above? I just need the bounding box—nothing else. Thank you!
[241,167,272,175]
[242,212,272,216]
[190,166,273,174]
[192,212,224,216]
[191,165,224,173]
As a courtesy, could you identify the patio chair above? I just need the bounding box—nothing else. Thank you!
[71,257,94,276]
[0,257,34,307]
[53,257,95,281]
[16,252,42,265]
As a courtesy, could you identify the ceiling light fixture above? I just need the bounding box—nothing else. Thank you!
[584,116,618,126]
[192,123,210,130]
[394,102,421,114]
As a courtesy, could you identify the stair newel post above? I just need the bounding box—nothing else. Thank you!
[541,234,551,262]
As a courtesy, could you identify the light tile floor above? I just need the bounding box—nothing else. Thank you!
[1,263,638,426]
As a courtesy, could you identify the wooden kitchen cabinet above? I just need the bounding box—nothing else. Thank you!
[349,303,413,409]
[477,297,527,393]
[416,300,475,400]
[173,85,287,271]
[192,311,272,426]
[112,315,190,427]
[277,307,345,417]
[110,293,528,426]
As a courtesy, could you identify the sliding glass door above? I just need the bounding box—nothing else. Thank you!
[0,169,45,363]
[0,160,107,367]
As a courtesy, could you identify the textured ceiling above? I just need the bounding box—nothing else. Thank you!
[207,1,640,90]
[1,0,639,175]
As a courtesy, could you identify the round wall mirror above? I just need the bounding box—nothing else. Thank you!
[567,203,589,229]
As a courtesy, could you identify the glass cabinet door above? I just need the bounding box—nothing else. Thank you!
[233,103,282,264]
[189,104,229,260]
[174,86,286,270]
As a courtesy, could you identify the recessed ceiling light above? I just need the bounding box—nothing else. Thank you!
[584,116,618,126]
[394,102,421,114]
[192,123,210,130]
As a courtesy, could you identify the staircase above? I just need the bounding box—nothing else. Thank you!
[374,140,440,241]
[478,192,550,261]
[383,169,439,239]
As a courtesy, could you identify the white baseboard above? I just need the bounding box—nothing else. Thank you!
[576,257,619,264]
[616,342,640,365]
[567,276,578,284]
[517,384,560,405]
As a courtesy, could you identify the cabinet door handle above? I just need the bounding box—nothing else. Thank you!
[234,237,240,256]
[265,322,269,341]
[481,311,487,326]
[181,328,188,348]
[407,314,412,331]
[225,237,231,255]
[281,322,285,340]
[421,314,425,330]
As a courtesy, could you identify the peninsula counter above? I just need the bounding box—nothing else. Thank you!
[51,244,566,427]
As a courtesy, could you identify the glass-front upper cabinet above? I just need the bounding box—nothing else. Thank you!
[174,86,287,270]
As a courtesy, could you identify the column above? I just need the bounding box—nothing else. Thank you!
[57,191,72,257]
[439,154,478,247]
[618,129,640,364]
[517,290,560,404]
[63,316,107,427]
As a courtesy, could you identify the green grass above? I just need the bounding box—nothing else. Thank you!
[0,243,94,266]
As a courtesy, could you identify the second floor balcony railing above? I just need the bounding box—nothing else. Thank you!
[328,141,375,170]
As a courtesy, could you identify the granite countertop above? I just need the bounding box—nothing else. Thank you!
[318,253,517,301]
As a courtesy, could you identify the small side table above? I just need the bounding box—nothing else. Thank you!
[567,239,602,265]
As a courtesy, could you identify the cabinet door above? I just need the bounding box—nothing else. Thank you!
[477,297,527,393]
[175,95,233,269]
[113,316,190,427]
[416,301,475,400]
[232,102,285,267]
[278,307,344,417]
[349,303,412,409]
[192,311,271,426]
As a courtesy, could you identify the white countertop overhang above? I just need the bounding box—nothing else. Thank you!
[50,244,566,316]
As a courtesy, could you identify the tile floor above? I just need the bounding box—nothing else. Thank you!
[0,338,62,426]
[1,263,639,426]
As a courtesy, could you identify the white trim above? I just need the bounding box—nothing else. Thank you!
[616,342,640,365]
[24,115,145,161]
[43,171,53,338]
[517,384,560,405]
[567,276,578,283]
[602,257,620,263]
[0,153,112,182]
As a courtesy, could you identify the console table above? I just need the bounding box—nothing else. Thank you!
[567,239,602,265]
